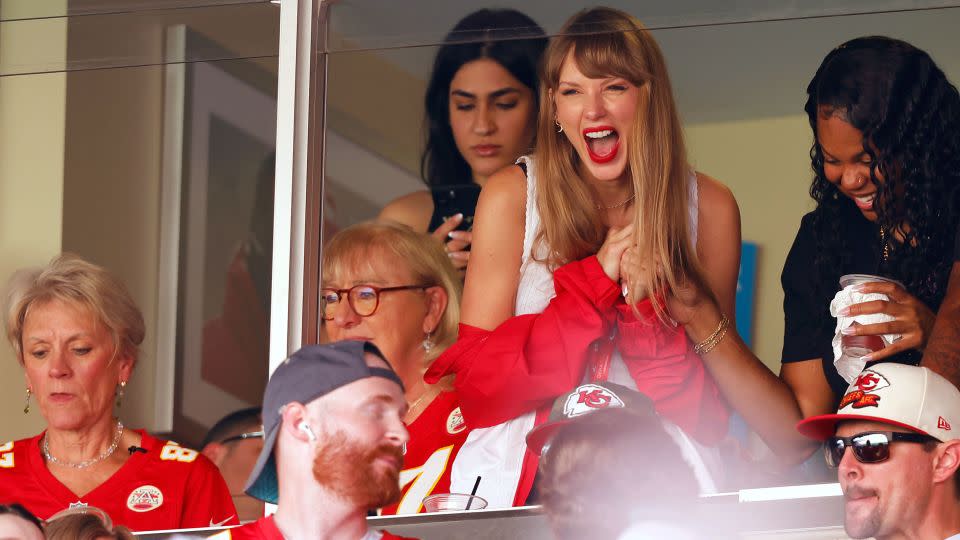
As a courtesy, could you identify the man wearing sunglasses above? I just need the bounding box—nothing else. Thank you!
[797,363,960,540]
[201,408,265,522]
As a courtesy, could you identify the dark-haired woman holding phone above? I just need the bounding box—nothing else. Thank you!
[380,9,546,272]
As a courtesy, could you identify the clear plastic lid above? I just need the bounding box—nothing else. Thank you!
[839,274,905,289]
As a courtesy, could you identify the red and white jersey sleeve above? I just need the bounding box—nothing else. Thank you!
[424,255,621,428]
[0,430,238,531]
[379,391,471,515]
[426,255,729,445]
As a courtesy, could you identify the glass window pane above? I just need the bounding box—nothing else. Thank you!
[0,3,279,452]
[318,3,960,496]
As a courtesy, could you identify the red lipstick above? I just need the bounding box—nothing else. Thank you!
[582,126,619,164]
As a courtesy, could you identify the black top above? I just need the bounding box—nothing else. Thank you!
[955,219,960,260]
[781,210,921,400]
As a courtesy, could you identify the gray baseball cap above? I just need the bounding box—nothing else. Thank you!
[244,340,404,504]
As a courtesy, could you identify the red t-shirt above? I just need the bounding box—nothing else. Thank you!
[212,515,415,540]
[380,391,471,515]
[0,430,238,531]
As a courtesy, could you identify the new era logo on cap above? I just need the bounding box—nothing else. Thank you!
[939,416,952,431]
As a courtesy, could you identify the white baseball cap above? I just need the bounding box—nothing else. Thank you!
[797,363,960,442]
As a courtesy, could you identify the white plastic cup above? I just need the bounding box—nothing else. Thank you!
[837,274,903,358]
[421,493,488,513]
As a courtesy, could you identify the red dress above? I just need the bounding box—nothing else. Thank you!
[0,430,238,531]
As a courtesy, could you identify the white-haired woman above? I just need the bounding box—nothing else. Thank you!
[0,254,237,530]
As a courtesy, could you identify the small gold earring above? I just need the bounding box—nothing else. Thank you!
[24,388,31,414]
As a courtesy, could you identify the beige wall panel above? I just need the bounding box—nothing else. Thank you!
[61,62,164,435]
[687,115,816,372]
[0,4,67,441]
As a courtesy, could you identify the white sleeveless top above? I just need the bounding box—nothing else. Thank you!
[450,156,716,508]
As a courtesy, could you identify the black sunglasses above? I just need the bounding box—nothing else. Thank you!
[220,430,264,445]
[825,430,936,468]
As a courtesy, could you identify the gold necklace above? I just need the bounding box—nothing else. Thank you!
[596,193,636,210]
[880,227,890,261]
[406,386,441,417]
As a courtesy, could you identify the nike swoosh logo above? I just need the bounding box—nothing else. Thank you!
[209,515,235,527]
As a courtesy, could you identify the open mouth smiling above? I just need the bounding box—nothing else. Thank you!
[583,126,620,164]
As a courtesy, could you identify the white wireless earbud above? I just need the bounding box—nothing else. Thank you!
[299,422,317,441]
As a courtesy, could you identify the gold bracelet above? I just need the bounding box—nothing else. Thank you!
[694,314,730,356]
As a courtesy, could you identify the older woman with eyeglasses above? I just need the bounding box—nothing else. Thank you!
[321,221,468,514]
[0,253,238,530]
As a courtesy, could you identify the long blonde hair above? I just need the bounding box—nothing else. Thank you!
[321,220,462,368]
[536,8,709,317]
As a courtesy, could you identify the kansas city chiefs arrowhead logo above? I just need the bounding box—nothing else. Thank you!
[563,384,625,419]
[446,407,466,435]
[855,370,890,393]
[839,370,891,410]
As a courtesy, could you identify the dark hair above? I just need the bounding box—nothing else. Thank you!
[201,407,263,449]
[421,9,547,188]
[537,408,700,540]
[804,36,960,320]
[0,503,43,532]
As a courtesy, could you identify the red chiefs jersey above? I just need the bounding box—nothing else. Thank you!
[210,515,415,540]
[379,391,471,515]
[0,430,238,531]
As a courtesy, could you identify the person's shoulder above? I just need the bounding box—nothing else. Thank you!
[0,435,40,475]
[145,434,217,473]
[477,164,527,214]
[695,171,738,215]
[379,190,433,232]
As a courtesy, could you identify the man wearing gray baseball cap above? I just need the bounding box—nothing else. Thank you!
[210,341,413,540]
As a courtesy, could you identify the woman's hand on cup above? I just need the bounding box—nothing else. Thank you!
[596,225,634,282]
[840,281,936,361]
[432,213,472,271]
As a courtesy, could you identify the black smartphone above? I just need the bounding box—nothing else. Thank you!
[429,184,481,234]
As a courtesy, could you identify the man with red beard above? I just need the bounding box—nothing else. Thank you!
[798,363,960,540]
[210,341,412,540]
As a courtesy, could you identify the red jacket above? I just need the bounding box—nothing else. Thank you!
[425,255,728,446]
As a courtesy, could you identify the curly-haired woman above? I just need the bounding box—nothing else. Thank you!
[780,36,960,412]
[667,36,960,464]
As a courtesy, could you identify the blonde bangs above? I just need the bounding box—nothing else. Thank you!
[534,7,714,322]
[321,221,462,368]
